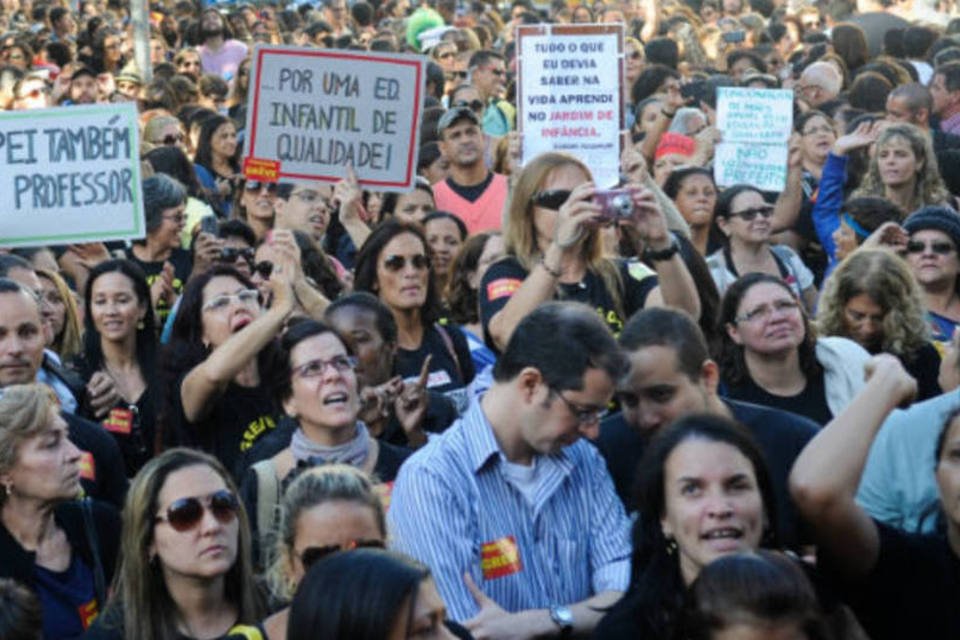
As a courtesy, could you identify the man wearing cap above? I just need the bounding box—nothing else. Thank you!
[433,106,509,234]
[114,66,142,100]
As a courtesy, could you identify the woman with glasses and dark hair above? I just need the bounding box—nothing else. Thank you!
[260,465,386,639]
[144,145,218,245]
[72,260,159,476]
[0,384,120,640]
[355,219,475,412]
[85,448,264,640]
[238,319,411,564]
[718,273,870,425]
[480,151,700,353]
[159,264,293,475]
[707,184,817,312]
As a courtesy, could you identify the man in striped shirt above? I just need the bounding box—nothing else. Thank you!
[390,302,632,639]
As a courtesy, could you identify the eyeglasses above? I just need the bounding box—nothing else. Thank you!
[218,247,255,264]
[446,71,468,80]
[550,388,607,426]
[292,354,358,379]
[734,298,801,324]
[155,489,239,532]
[906,240,956,255]
[245,181,277,193]
[532,189,572,210]
[291,190,331,208]
[300,539,385,570]
[730,205,774,221]
[382,254,430,271]
[801,125,833,136]
[202,289,260,312]
[155,133,184,146]
[453,99,484,112]
[163,213,186,224]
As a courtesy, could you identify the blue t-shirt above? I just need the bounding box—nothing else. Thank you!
[34,554,98,639]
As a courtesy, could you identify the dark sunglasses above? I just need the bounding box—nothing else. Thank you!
[245,180,277,193]
[628,51,642,60]
[253,261,274,278]
[453,99,484,112]
[300,539,385,570]
[383,254,430,271]
[219,247,255,263]
[446,70,468,80]
[532,189,572,210]
[906,240,955,255]
[731,205,774,221]
[157,133,184,146]
[155,489,239,532]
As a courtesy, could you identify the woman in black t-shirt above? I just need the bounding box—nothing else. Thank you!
[479,151,700,353]
[159,264,293,476]
[354,220,474,413]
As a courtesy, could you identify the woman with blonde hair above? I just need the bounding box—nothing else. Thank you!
[85,448,263,640]
[817,248,941,400]
[479,152,700,351]
[36,268,83,363]
[261,465,386,640]
[140,113,188,158]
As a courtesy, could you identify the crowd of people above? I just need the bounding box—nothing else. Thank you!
[3,0,960,638]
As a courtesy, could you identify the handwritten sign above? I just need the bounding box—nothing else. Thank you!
[517,24,623,187]
[715,87,793,190]
[244,45,425,192]
[0,103,143,248]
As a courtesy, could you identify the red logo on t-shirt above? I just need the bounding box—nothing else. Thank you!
[78,452,96,482]
[78,598,98,629]
[486,278,522,301]
[481,535,522,580]
[103,407,133,435]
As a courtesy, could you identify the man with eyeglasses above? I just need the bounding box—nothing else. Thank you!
[468,50,515,137]
[391,302,631,639]
[11,73,51,110]
[795,61,841,109]
[594,307,817,550]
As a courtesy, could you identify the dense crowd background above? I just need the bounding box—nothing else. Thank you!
[1,0,960,638]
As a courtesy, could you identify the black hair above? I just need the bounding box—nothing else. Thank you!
[794,109,831,134]
[645,37,680,70]
[290,230,343,301]
[493,301,629,390]
[287,549,430,640]
[353,219,443,328]
[422,211,468,240]
[0,578,42,640]
[726,49,767,74]
[273,318,346,403]
[218,219,256,247]
[380,177,435,218]
[144,145,204,200]
[843,196,904,239]
[848,72,893,113]
[193,114,238,174]
[631,64,680,104]
[325,291,399,345]
[445,232,497,326]
[619,308,708,380]
[903,25,939,60]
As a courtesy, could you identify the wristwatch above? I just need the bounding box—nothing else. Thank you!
[549,605,573,638]
[642,236,680,263]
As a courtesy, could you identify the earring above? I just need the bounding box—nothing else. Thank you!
[665,535,678,555]
[137,319,145,330]
[2,481,13,497]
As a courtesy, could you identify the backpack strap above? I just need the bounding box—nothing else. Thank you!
[80,497,107,608]
[434,323,464,383]
[252,458,281,551]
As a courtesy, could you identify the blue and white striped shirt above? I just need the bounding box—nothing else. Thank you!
[388,400,631,621]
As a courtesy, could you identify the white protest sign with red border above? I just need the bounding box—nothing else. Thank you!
[243,45,425,192]
[517,24,624,188]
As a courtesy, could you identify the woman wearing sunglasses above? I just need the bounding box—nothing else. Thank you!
[0,384,119,640]
[235,178,277,244]
[707,184,818,312]
[261,465,386,640]
[250,229,342,320]
[159,263,293,476]
[85,448,264,640]
[902,206,960,351]
[479,152,700,353]
[355,219,475,412]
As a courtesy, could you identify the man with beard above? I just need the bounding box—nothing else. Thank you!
[197,8,248,80]
[432,106,508,233]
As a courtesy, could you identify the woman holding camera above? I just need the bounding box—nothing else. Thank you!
[479,152,700,351]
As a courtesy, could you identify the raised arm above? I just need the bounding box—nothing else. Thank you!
[771,136,805,233]
[789,354,917,578]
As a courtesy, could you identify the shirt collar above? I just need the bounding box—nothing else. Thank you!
[462,401,575,476]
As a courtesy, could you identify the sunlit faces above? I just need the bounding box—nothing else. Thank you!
[393,189,435,224]
[617,346,713,436]
[37,276,66,345]
[211,121,238,159]
[840,293,885,352]
[674,174,717,230]
[660,438,767,584]
[421,155,450,185]
[240,181,277,223]
[200,275,262,349]
[799,114,835,163]
[374,233,430,313]
[930,72,955,117]
[274,184,333,242]
[289,500,384,585]
[906,229,960,290]
[69,73,97,104]
[156,203,186,250]
[151,465,239,581]
[532,163,591,249]
[654,154,689,187]
[0,290,46,386]
[425,217,463,277]
[90,271,146,344]
[625,41,644,84]
[885,95,916,125]
[471,58,506,99]
[221,236,254,279]
[326,306,395,387]
[439,120,484,169]
[282,332,360,432]
[520,367,615,456]
[1,410,81,502]
[177,52,201,77]
[877,135,921,188]
[719,190,772,245]
[726,282,805,356]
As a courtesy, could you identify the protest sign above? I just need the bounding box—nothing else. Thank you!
[714,87,793,191]
[0,103,143,248]
[244,45,425,192]
[517,24,623,187]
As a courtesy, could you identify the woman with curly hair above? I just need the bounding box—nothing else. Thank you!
[816,248,941,400]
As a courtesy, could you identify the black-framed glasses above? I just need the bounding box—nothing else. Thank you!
[550,388,607,426]
[292,354,358,379]
[731,205,774,221]
[300,539,385,570]
[453,99,484,112]
[906,240,955,255]
[532,189,572,210]
[218,247,254,264]
[156,133,184,146]
[253,261,274,278]
[446,70,468,80]
[244,180,277,193]
[382,254,430,272]
[155,489,239,532]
